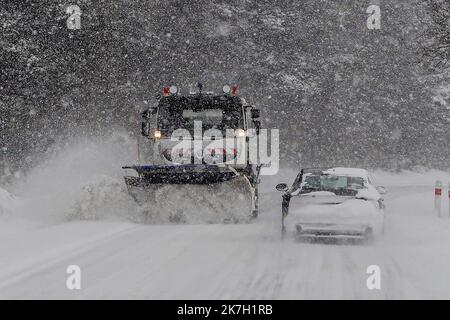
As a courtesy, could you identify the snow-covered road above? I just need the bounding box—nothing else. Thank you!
[1,169,450,299]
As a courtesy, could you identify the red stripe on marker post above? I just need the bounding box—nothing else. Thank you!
[435,180,443,217]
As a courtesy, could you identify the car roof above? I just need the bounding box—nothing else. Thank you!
[302,167,370,179]
[322,167,370,179]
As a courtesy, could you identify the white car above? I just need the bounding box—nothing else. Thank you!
[276,167,386,243]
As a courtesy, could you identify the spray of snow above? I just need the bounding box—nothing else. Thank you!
[65,174,143,222]
[143,178,252,224]
[2,130,252,225]
[5,131,139,224]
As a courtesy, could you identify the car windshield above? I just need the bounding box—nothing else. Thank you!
[157,99,244,136]
[301,174,365,195]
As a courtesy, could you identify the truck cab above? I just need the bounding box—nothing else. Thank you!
[141,85,261,170]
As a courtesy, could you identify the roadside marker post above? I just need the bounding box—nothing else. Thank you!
[435,180,442,217]
[448,182,450,218]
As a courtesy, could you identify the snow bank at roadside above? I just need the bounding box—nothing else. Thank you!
[372,169,450,187]
[0,187,17,216]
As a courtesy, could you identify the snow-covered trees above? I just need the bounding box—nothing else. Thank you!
[1,0,449,176]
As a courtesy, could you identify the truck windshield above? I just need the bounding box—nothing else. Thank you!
[157,100,244,136]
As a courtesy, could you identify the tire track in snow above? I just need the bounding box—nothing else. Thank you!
[0,224,192,298]
[0,224,145,294]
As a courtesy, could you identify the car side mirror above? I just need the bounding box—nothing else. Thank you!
[376,186,387,195]
[251,108,260,119]
[276,183,289,192]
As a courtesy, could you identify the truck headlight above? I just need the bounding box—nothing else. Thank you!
[235,129,246,137]
[153,130,162,139]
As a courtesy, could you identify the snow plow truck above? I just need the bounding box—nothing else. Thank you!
[122,84,262,223]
